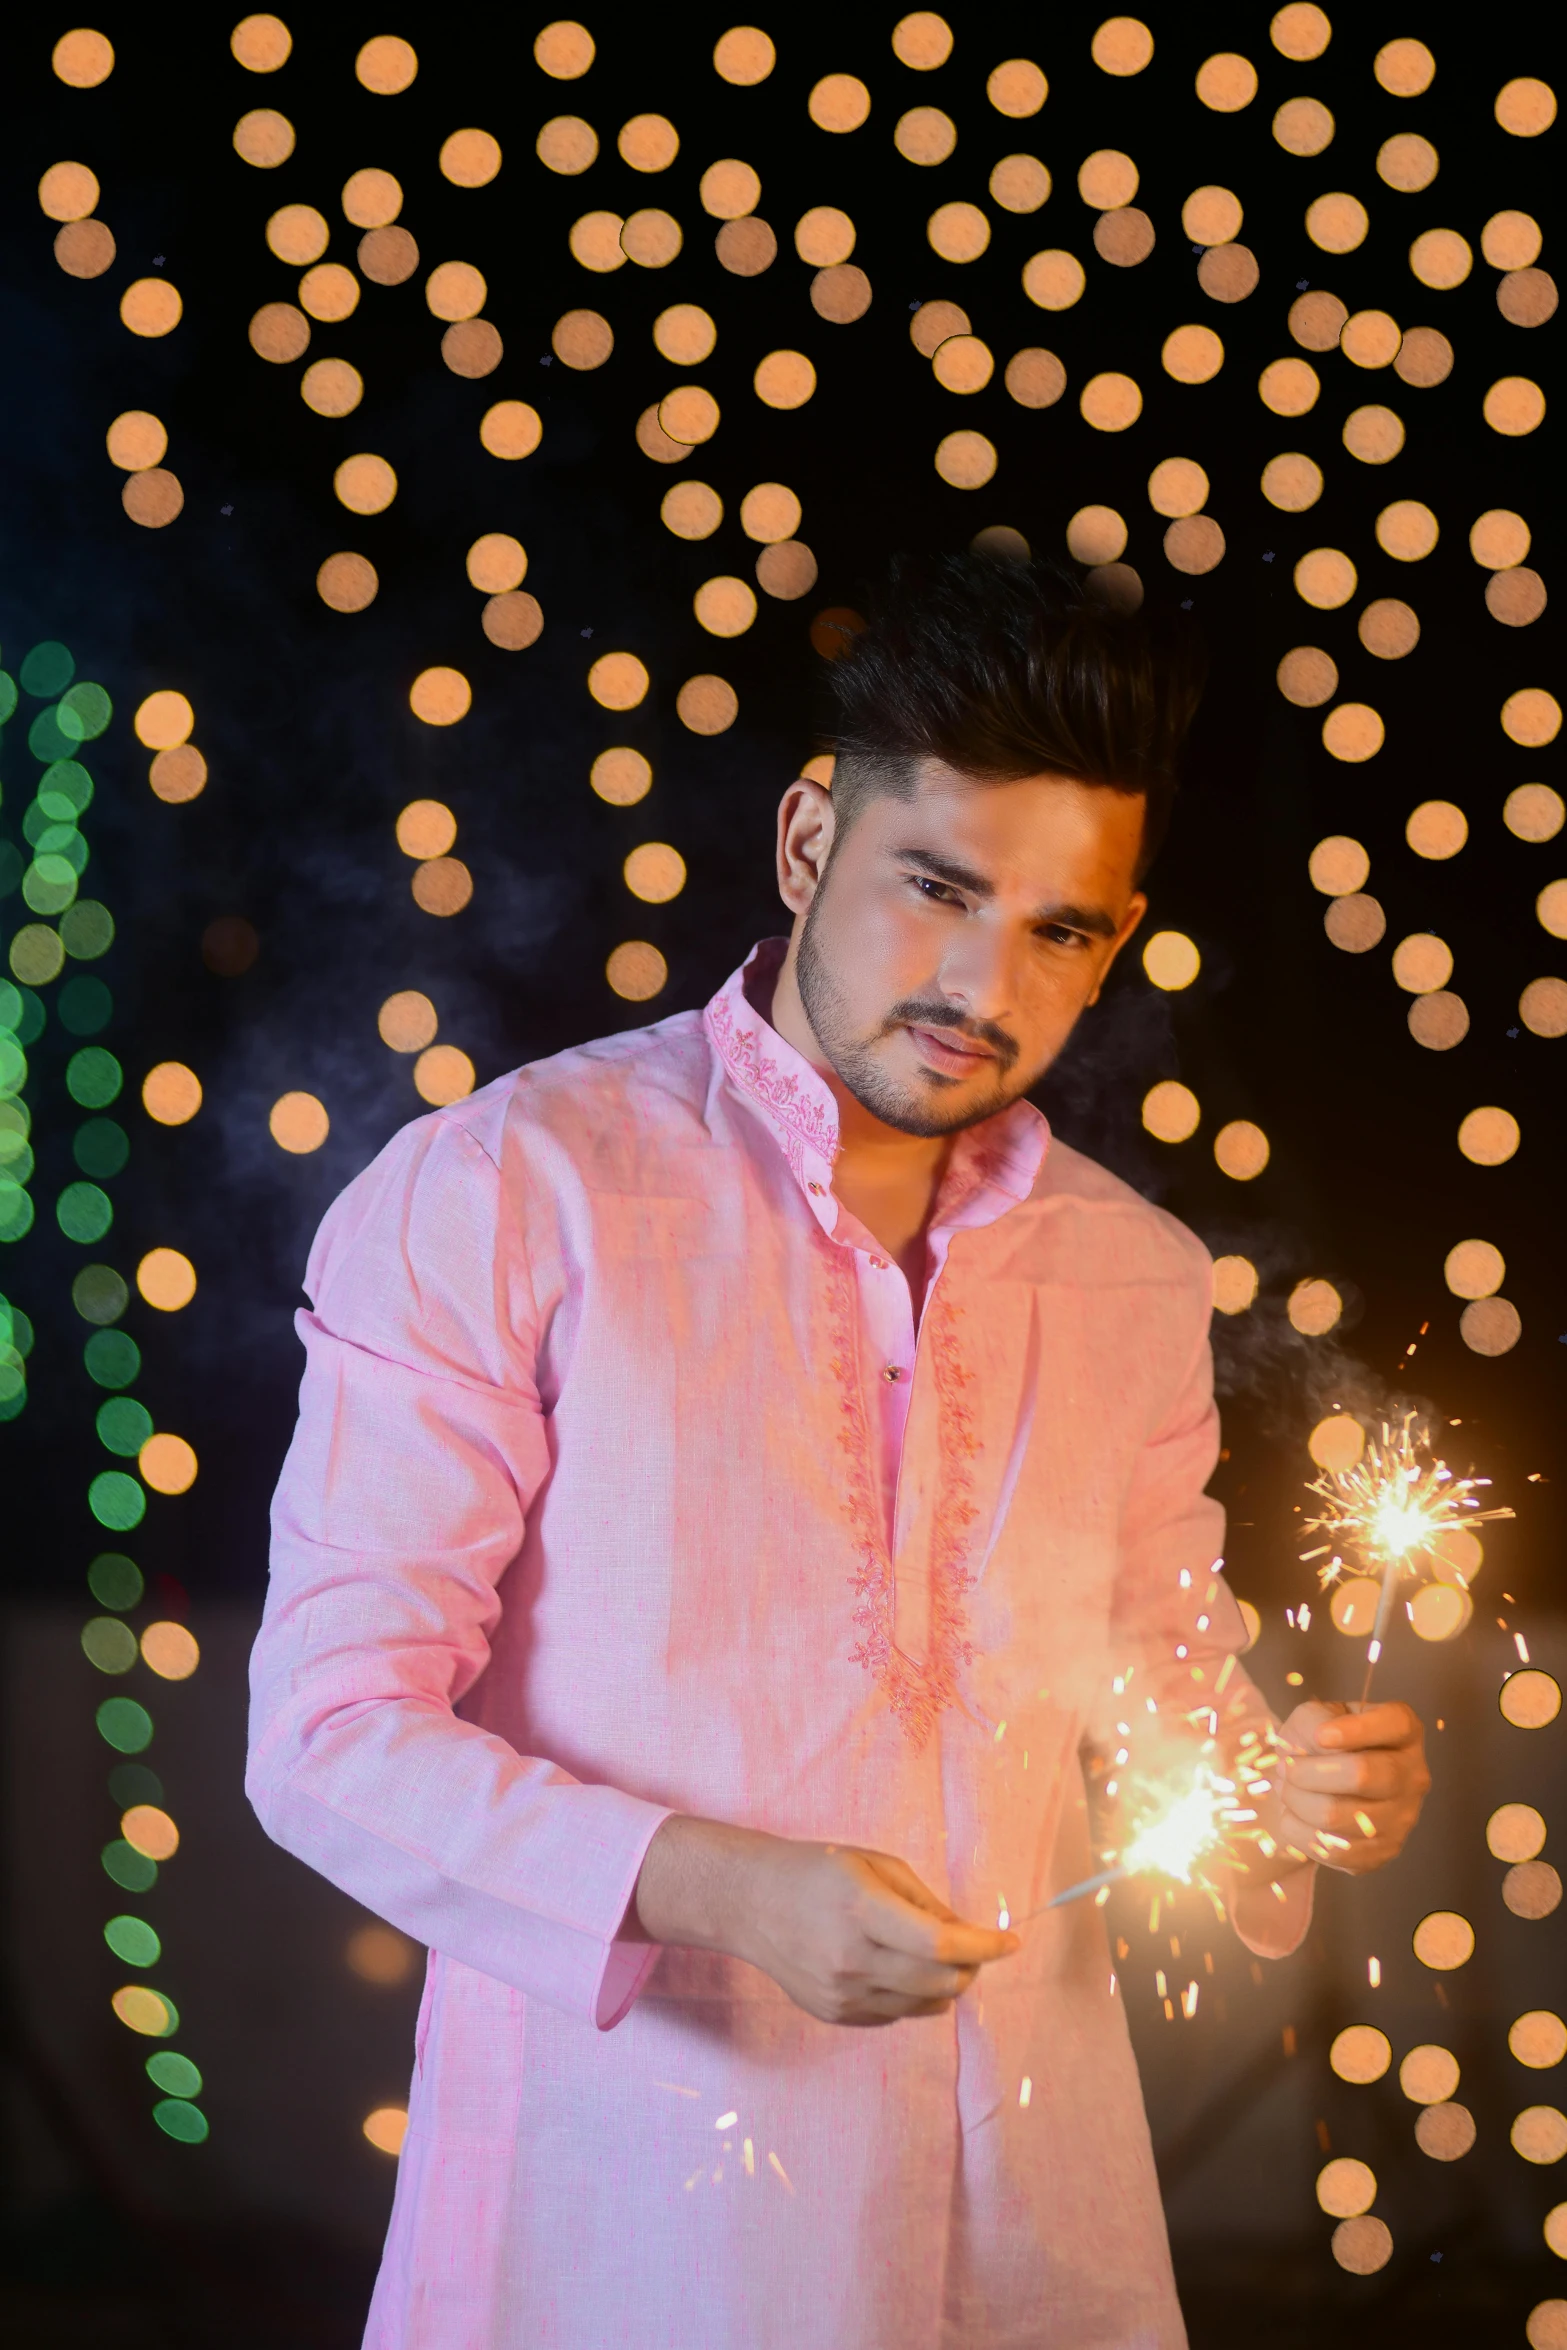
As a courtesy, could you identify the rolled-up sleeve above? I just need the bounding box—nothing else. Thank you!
[246,1109,672,2029]
[1100,1236,1316,1959]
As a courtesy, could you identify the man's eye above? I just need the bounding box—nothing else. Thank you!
[1040,924,1090,950]
[912,874,959,903]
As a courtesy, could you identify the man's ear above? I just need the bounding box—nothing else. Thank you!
[776,780,837,915]
[1087,891,1147,1006]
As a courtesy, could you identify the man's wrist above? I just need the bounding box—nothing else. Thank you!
[631,1814,771,1958]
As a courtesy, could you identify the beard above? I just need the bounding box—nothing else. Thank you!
[794,888,1032,1139]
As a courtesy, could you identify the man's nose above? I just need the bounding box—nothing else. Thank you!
[936,924,1022,1025]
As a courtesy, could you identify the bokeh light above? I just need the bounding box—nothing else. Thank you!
[141,1620,199,1677]
[693,578,756,638]
[441,130,501,189]
[409,668,471,726]
[378,992,438,1053]
[1407,801,1466,859]
[411,859,474,917]
[1141,931,1199,990]
[1287,1278,1341,1335]
[1212,1259,1259,1316]
[606,942,668,1002]
[122,1804,179,1860]
[1490,1804,1550,1861]
[1411,1584,1472,1641]
[1309,1415,1365,1472]
[677,676,739,734]
[134,691,194,750]
[1330,1579,1383,1635]
[588,654,649,711]
[1501,1673,1562,1730]
[396,801,457,859]
[363,2106,409,2156]
[234,109,294,168]
[1316,2159,1376,2219]
[1308,836,1369,895]
[1413,1912,1476,1971]
[136,1249,195,1311]
[141,1063,201,1125]
[356,35,417,93]
[317,553,378,613]
[413,1047,476,1107]
[624,845,687,904]
[591,750,652,807]
[479,403,542,460]
[269,1093,329,1154]
[1141,1082,1199,1144]
[1279,649,1338,707]
[1214,1121,1269,1181]
[335,454,397,514]
[1514,2110,1567,2166]
[1330,2026,1391,2085]
[347,1923,419,1984]
[1512,2013,1567,2068]
[1457,1107,1519,1166]
[714,28,774,85]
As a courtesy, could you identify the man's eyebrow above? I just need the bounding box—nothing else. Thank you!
[892,847,1120,937]
[1033,900,1120,939]
[891,845,995,897]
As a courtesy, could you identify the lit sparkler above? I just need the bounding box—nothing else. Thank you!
[1301,1411,1513,1701]
[1021,1718,1286,1916]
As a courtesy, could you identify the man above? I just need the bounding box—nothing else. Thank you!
[249,556,1429,2348]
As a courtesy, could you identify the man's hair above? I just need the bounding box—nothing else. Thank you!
[821,552,1206,875]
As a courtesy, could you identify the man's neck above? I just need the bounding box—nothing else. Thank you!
[765,942,952,1304]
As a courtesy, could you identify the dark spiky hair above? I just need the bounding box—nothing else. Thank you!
[822,553,1206,875]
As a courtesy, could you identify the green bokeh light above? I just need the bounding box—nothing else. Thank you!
[38,826,90,875]
[96,1694,153,1751]
[1,1143,35,1184]
[153,2099,209,2145]
[59,900,114,959]
[108,1761,161,1807]
[146,2050,202,2099]
[82,1615,139,1673]
[19,642,75,698]
[74,1118,129,1178]
[8,924,65,986]
[102,1839,158,1893]
[57,682,112,742]
[89,1551,144,1609]
[22,855,79,916]
[104,1914,161,1968]
[0,671,17,725]
[1,985,45,1046]
[85,1328,141,1388]
[66,1046,122,1107]
[0,1045,28,1103]
[0,1185,36,1246]
[90,1470,147,1531]
[0,1295,33,1354]
[74,1264,129,1324]
[97,1395,153,1456]
[58,1180,113,1243]
[39,760,94,818]
[28,707,77,765]
[59,976,112,1034]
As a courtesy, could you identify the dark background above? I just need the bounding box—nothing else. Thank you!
[1,6,1561,2343]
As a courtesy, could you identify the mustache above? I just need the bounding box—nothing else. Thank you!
[881,997,1020,1072]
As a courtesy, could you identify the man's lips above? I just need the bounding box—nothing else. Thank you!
[905,1023,998,1077]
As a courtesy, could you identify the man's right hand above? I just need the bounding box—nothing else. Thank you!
[631,1815,1020,2027]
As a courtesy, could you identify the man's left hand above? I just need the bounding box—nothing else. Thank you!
[1272,1699,1431,1874]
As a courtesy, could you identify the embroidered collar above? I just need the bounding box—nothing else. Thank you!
[703,941,1050,1227]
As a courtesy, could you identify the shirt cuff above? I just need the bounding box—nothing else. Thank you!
[586,1804,676,2031]
[1231,1862,1317,1959]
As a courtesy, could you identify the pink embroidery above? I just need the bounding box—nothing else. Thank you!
[828,1255,979,1751]
[704,987,838,1184]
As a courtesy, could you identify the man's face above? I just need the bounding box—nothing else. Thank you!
[781,758,1149,1137]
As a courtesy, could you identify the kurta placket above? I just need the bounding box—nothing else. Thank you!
[250,938,1312,2350]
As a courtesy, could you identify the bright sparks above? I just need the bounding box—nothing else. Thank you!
[1301,1412,1512,1690]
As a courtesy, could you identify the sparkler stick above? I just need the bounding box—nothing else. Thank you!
[1300,1411,1513,1704]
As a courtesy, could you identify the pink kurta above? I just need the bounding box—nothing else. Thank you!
[250,942,1307,2350]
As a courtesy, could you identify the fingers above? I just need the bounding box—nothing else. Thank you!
[1315,1700,1423,1751]
[856,1876,1019,1968]
[866,1951,979,2003]
[1286,1750,1415,1799]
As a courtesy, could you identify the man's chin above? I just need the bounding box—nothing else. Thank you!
[844,1064,1020,1138]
